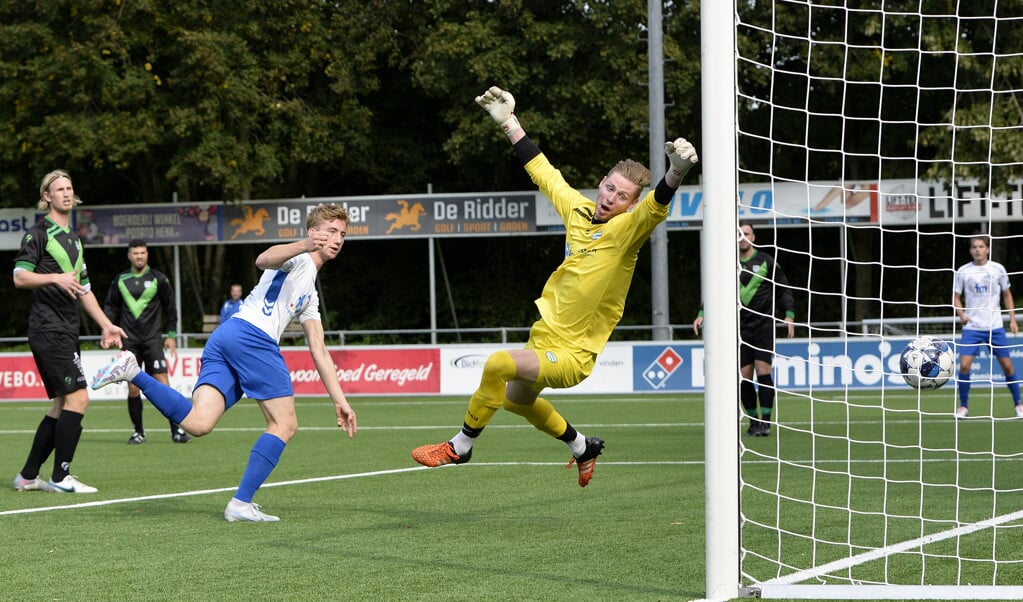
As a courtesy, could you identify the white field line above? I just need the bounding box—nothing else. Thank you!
[0,461,690,517]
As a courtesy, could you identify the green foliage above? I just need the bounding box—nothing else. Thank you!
[0,0,701,205]
[737,1,1023,190]
[0,0,711,340]
[412,0,700,189]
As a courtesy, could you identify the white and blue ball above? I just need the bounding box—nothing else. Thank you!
[899,336,955,390]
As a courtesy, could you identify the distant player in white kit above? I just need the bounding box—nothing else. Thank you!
[92,203,358,521]
[952,233,1021,419]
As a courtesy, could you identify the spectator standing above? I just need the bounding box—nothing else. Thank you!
[220,283,243,323]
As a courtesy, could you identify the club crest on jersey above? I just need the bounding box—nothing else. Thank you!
[591,231,603,241]
[545,351,558,364]
[290,294,310,314]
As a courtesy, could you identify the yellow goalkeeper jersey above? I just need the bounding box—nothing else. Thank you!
[526,152,669,354]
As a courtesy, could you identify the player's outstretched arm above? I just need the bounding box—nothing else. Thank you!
[476,86,525,144]
[664,137,699,188]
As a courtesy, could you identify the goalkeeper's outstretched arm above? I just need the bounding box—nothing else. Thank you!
[474,85,699,203]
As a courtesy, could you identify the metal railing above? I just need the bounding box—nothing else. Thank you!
[0,323,700,350]
[4,318,981,351]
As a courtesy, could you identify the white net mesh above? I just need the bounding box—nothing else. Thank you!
[731,2,1023,597]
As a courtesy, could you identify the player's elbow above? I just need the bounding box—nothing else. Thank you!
[12,270,31,289]
[254,255,275,270]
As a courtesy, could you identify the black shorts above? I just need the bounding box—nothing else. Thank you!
[28,330,86,399]
[740,321,776,366]
[124,339,168,375]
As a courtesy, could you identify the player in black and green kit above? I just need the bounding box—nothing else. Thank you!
[104,239,190,444]
[694,222,795,437]
[12,169,126,494]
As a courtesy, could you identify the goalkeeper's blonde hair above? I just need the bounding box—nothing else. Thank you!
[306,203,350,229]
[608,159,652,199]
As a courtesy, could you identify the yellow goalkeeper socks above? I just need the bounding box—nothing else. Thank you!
[462,350,518,430]
[502,396,568,438]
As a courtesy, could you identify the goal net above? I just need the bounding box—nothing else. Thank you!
[702,2,1023,600]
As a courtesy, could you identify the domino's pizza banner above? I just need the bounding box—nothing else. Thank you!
[0,338,1020,401]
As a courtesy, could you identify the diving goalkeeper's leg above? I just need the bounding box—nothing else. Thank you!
[502,391,604,487]
[412,350,523,467]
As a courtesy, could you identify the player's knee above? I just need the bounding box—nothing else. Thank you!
[502,398,531,415]
[274,422,298,442]
[483,350,518,382]
[182,417,213,437]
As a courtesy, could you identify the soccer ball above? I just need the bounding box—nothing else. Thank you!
[899,336,955,390]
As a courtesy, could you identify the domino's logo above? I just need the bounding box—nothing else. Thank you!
[642,347,683,389]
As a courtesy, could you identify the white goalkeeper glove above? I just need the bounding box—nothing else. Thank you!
[475,86,521,137]
[664,137,699,181]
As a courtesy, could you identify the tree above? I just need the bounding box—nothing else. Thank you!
[0,0,708,339]
[405,0,701,189]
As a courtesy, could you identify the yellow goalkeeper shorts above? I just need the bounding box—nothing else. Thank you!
[524,319,596,391]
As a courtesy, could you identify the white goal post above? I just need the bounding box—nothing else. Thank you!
[702,2,1023,600]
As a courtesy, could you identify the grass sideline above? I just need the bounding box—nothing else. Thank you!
[0,394,700,601]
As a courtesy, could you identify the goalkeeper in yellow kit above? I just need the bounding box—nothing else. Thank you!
[412,86,698,486]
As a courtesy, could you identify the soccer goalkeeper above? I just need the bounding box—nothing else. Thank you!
[412,86,698,486]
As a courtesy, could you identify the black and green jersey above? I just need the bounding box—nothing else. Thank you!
[103,266,177,345]
[13,217,89,335]
[739,248,794,330]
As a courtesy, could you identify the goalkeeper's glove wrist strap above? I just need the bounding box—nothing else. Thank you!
[669,163,691,181]
[500,115,521,137]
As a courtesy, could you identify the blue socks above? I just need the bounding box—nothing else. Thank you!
[1007,373,1021,406]
[235,433,287,503]
[132,372,194,425]
[957,371,971,407]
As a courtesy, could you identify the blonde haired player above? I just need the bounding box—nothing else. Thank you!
[412,86,698,486]
[12,169,125,494]
[93,204,358,521]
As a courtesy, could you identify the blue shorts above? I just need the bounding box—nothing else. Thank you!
[195,318,293,407]
[959,328,1013,359]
